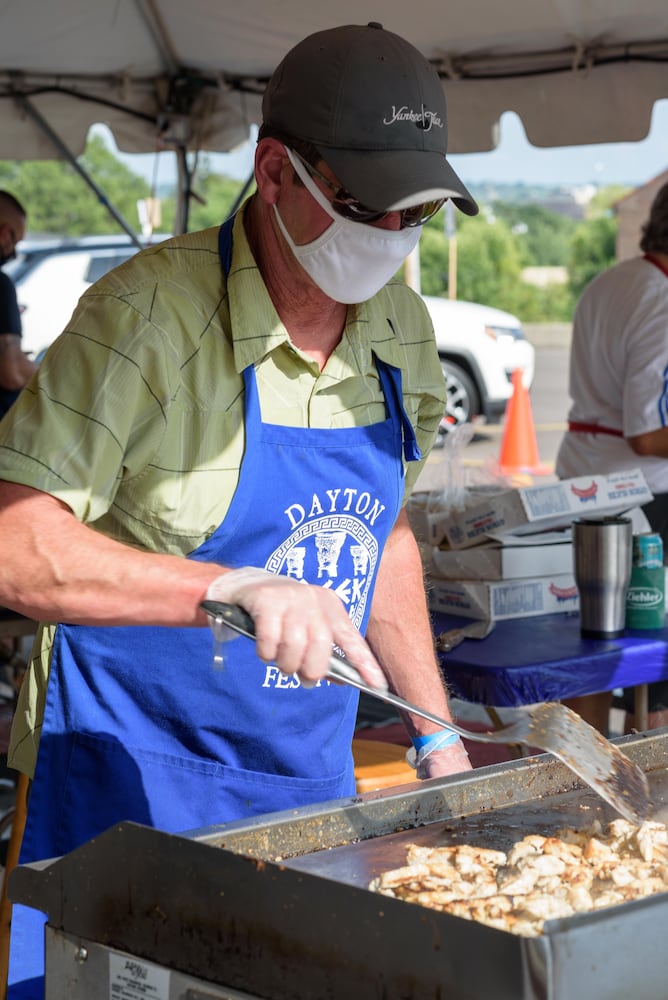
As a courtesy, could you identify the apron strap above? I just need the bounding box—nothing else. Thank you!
[375,358,422,463]
[218,215,235,277]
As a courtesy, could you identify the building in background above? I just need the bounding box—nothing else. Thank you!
[615,169,668,260]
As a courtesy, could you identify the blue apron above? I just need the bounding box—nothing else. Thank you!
[8,217,421,997]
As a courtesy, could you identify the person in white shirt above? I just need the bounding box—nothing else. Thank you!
[556,181,668,733]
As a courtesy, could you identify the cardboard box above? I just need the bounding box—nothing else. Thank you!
[431,530,573,581]
[407,486,498,547]
[415,469,652,550]
[428,573,579,621]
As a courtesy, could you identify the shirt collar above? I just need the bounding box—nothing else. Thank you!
[227,207,410,377]
[227,208,292,373]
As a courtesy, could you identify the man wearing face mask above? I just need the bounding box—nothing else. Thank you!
[0,24,478,998]
[0,191,37,419]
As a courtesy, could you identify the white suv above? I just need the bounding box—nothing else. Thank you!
[6,235,165,359]
[423,295,535,432]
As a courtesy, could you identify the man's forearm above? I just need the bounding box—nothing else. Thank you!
[366,509,454,731]
[628,426,668,459]
[0,480,225,625]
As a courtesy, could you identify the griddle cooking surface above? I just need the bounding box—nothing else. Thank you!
[283,769,668,889]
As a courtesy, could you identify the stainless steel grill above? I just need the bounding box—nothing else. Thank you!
[11,731,668,1000]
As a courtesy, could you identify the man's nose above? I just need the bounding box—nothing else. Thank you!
[372,212,402,232]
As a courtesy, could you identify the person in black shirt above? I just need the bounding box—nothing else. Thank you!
[0,191,37,418]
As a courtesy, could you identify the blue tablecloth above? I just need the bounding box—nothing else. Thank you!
[433,611,668,707]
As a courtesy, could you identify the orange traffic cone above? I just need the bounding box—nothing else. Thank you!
[499,370,552,478]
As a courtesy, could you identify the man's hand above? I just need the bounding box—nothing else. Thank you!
[206,567,388,690]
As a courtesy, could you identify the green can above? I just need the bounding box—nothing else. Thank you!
[625,533,665,629]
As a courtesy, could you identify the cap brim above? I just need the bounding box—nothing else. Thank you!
[318,146,479,217]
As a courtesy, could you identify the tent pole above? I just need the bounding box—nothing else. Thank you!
[15,95,143,248]
[174,146,190,235]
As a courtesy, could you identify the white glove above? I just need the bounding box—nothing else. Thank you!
[206,567,388,690]
[416,741,472,778]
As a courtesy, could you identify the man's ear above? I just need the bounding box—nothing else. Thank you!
[254,139,290,206]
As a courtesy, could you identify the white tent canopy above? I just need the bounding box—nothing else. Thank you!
[2,1,666,235]
[2,0,667,160]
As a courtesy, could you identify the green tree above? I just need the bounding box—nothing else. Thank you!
[507,279,575,322]
[455,215,525,307]
[420,211,528,311]
[0,134,155,236]
[418,207,581,320]
[418,222,452,295]
[186,169,254,231]
[587,185,631,218]
[490,202,577,266]
[568,215,617,300]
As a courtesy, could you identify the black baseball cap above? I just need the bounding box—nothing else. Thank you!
[262,22,478,217]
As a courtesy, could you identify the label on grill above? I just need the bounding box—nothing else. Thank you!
[109,953,170,998]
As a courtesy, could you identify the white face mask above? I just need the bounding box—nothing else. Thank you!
[273,147,421,304]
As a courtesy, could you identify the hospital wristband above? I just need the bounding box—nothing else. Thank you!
[411,729,461,751]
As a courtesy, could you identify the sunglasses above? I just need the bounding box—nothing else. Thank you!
[291,150,445,228]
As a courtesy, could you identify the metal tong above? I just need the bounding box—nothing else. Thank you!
[200,600,652,824]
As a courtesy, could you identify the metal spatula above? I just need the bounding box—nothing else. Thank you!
[200,600,652,824]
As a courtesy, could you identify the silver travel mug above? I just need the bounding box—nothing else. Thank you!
[573,516,633,638]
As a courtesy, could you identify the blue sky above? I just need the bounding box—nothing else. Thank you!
[108,97,668,190]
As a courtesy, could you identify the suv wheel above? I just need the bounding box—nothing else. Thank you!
[440,360,479,428]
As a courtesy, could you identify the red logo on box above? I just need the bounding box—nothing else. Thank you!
[570,482,598,500]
